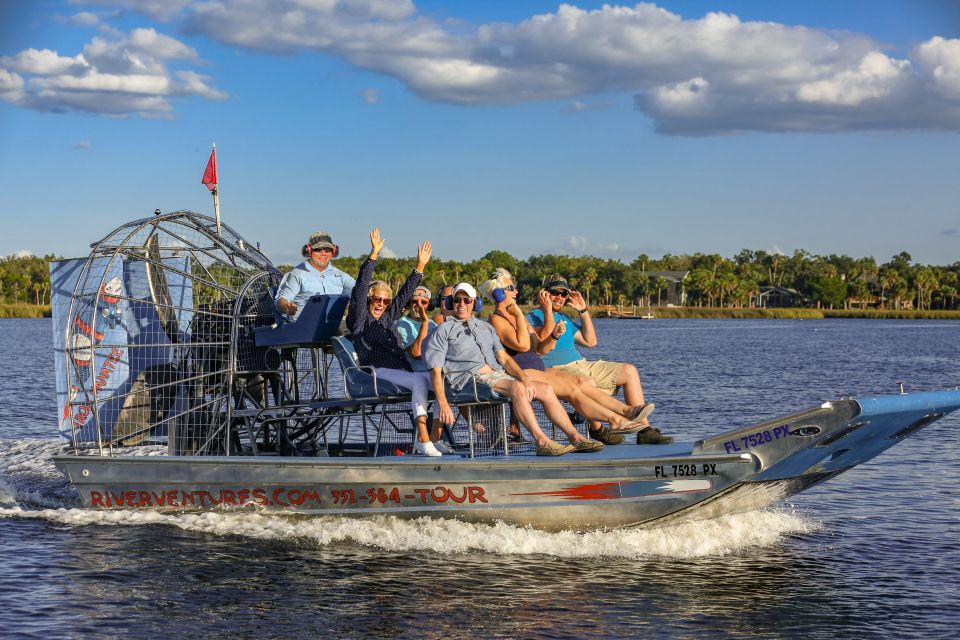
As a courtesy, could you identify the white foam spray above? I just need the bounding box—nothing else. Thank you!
[1,438,819,558]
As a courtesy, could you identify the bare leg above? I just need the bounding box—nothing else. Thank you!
[532,381,587,443]
[493,380,552,447]
[616,363,645,406]
[428,418,442,442]
[416,415,430,443]
[524,369,626,427]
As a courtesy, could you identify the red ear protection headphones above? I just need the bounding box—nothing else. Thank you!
[302,243,340,258]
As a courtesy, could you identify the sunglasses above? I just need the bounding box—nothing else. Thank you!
[369,296,392,305]
[411,298,429,305]
[503,284,517,292]
[453,296,474,305]
[311,246,335,253]
[548,289,569,297]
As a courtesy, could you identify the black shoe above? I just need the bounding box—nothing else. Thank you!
[589,426,625,445]
[636,427,674,445]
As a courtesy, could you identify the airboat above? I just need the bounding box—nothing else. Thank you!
[50,211,960,531]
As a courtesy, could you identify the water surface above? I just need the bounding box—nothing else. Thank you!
[1,317,958,639]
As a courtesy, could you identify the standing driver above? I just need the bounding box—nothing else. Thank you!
[276,230,356,322]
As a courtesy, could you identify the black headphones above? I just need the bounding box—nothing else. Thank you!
[302,243,340,258]
[433,289,448,312]
[442,294,483,313]
[411,289,436,312]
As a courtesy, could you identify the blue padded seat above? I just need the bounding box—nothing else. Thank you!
[254,294,350,348]
[330,336,501,403]
[331,335,408,398]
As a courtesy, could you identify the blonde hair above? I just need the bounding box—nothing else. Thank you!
[368,280,392,298]
[479,267,513,301]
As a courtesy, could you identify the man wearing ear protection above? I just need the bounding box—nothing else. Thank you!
[424,282,604,456]
[275,230,356,322]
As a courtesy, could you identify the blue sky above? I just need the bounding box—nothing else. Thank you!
[1,1,958,267]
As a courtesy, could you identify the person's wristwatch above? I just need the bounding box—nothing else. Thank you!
[577,307,588,314]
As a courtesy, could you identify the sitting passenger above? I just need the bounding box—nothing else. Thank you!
[431,284,454,325]
[396,285,436,372]
[479,268,652,445]
[528,274,671,444]
[276,230,356,322]
[346,229,448,457]
[424,282,604,456]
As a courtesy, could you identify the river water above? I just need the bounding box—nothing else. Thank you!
[1,317,958,639]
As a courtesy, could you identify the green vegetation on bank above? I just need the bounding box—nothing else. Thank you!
[0,303,52,318]
[4,247,960,319]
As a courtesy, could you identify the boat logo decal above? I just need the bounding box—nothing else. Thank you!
[511,479,712,501]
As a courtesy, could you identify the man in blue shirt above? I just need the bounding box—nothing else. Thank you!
[528,274,670,444]
[424,282,603,456]
[395,285,436,372]
[276,230,356,322]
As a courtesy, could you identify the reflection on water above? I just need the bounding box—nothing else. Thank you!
[1,318,959,638]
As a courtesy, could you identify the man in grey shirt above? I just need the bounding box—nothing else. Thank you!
[424,283,603,456]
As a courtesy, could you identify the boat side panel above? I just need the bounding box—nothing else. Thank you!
[54,453,758,531]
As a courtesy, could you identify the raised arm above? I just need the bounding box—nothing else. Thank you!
[567,290,597,347]
[406,305,432,359]
[345,256,376,333]
[390,240,430,320]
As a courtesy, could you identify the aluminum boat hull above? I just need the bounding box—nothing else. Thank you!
[54,389,960,530]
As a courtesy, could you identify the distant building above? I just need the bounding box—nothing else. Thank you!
[754,286,804,308]
[645,271,689,306]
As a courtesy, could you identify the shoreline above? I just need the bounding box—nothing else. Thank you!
[4,303,959,321]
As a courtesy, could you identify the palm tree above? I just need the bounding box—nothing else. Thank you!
[654,276,669,307]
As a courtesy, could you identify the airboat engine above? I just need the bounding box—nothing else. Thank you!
[51,211,281,455]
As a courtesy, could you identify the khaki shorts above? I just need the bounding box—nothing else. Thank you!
[476,370,516,388]
[552,359,623,394]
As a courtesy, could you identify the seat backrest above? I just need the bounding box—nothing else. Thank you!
[254,294,349,348]
[330,335,405,398]
[330,335,360,371]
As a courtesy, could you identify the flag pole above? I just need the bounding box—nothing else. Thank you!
[202,142,221,235]
[211,142,221,235]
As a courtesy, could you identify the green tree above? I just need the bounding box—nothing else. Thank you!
[809,276,848,309]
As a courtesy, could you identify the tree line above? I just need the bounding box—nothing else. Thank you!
[3,248,958,311]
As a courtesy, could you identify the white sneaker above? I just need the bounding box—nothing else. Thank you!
[414,440,442,456]
[433,440,455,454]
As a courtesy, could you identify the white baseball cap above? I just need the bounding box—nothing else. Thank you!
[450,282,478,299]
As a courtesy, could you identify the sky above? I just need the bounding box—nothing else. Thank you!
[0,0,958,267]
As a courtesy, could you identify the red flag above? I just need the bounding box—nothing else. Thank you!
[201,145,217,191]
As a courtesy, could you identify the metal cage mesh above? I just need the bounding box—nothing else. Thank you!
[60,211,279,455]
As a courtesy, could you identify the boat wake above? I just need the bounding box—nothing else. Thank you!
[0,438,819,559]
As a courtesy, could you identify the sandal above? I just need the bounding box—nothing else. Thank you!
[625,403,655,422]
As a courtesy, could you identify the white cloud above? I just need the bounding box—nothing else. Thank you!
[915,36,960,100]
[0,28,225,117]
[71,0,194,22]
[562,236,620,256]
[796,52,910,106]
[24,2,960,131]
[74,140,92,149]
[360,87,379,104]
[69,12,101,26]
[12,250,34,258]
